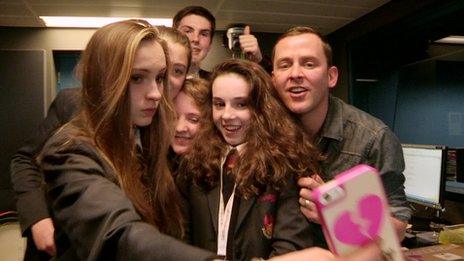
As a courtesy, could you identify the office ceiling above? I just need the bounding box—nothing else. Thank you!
[0,0,390,34]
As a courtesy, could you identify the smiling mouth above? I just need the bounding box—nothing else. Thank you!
[174,135,192,145]
[288,86,308,94]
[223,125,241,132]
[175,135,192,140]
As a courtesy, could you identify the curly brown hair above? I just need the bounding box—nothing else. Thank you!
[180,59,321,198]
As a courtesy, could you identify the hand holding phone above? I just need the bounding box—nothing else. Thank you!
[298,174,325,223]
[312,164,404,261]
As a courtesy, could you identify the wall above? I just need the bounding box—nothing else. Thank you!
[0,27,95,113]
[394,59,464,147]
[0,50,46,211]
[0,27,278,109]
[351,48,464,148]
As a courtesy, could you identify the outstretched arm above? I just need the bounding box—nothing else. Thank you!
[10,87,80,255]
[42,135,214,260]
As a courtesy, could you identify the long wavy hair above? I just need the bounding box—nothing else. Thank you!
[68,19,183,237]
[181,59,321,198]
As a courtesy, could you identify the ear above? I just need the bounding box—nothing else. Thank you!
[206,37,213,51]
[327,66,338,89]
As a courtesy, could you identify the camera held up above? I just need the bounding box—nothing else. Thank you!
[225,23,246,59]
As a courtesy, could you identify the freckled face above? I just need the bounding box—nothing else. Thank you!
[171,91,201,154]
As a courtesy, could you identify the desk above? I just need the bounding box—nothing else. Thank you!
[404,244,464,261]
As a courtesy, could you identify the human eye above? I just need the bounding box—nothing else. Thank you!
[188,115,200,123]
[236,100,248,109]
[156,72,166,84]
[181,27,193,34]
[130,74,144,84]
[213,100,224,108]
[173,66,186,76]
[304,61,315,68]
[277,61,290,70]
[201,30,211,38]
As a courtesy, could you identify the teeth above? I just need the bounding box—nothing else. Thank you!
[289,87,306,93]
[224,125,240,131]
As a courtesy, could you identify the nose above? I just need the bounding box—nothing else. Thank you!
[221,105,235,120]
[289,64,303,80]
[190,31,199,43]
[146,80,162,101]
[175,117,188,133]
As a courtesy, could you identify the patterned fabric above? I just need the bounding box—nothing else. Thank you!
[259,193,277,240]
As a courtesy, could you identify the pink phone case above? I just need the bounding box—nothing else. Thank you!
[312,164,404,260]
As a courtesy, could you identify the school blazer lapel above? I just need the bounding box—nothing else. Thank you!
[235,196,256,233]
[206,185,220,233]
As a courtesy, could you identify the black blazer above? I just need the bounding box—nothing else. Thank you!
[41,125,215,260]
[10,87,81,235]
[178,176,314,261]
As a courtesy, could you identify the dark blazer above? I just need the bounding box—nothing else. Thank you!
[10,87,81,235]
[178,176,314,261]
[41,125,215,260]
[199,69,211,81]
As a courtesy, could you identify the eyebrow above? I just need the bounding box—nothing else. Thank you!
[212,96,248,101]
[186,112,200,117]
[180,25,193,30]
[275,57,291,63]
[132,67,167,74]
[180,25,211,32]
[276,55,318,63]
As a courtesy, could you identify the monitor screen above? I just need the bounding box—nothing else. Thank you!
[402,144,446,209]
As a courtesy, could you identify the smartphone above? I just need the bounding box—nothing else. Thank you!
[312,164,404,261]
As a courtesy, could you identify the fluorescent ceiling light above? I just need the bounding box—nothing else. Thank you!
[40,16,172,28]
[435,35,464,44]
[355,78,378,82]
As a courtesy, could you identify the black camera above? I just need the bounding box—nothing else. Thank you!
[225,23,246,57]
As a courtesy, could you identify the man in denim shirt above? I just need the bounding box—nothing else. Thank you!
[271,26,411,246]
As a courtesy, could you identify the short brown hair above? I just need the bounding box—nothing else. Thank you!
[173,6,216,39]
[272,26,333,66]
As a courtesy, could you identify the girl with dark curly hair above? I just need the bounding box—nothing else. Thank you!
[179,59,322,261]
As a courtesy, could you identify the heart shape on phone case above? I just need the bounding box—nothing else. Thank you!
[333,194,383,245]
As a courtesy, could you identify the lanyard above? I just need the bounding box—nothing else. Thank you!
[217,156,237,256]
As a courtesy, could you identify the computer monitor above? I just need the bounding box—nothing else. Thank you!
[401,144,446,210]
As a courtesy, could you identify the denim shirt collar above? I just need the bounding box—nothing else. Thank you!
[318,95,344,143]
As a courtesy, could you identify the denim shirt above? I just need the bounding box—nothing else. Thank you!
[315,96,412,222]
